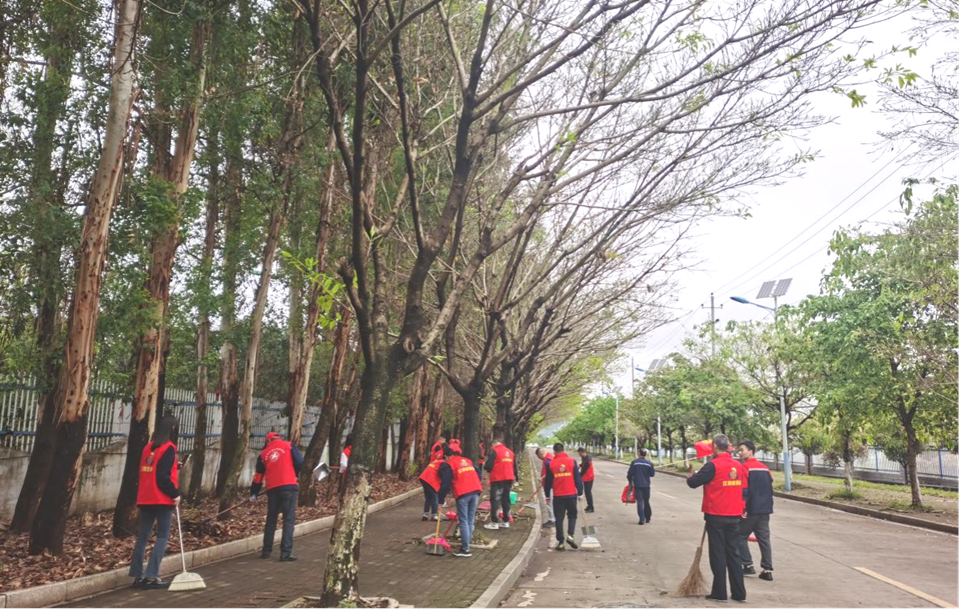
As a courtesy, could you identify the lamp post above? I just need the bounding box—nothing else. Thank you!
[730,277,794,491]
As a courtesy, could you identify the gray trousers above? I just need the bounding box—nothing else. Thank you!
[739,513,773,570]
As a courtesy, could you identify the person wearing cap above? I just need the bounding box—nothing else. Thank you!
[438,443,482,557]
[431,436,447,462]
[251,431,304,561]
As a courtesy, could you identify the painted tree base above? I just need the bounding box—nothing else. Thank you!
[283,595,411,608]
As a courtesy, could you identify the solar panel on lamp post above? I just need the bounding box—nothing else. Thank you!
[730,278,794,491]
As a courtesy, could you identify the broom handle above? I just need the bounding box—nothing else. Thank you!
[433,513,442,539]
[699,525,707,548]
[175,504,187,574]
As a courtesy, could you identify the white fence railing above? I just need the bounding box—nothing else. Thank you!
[0,375,322,454]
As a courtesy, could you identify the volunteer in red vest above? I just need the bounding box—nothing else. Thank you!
[438,444,482,557]
[251,431,304,561]
[686,434,749,603]
[431,436,446,462]
[419,456,444,521]
[577,447,596,512]
[737,440,774,580]
[544,442,583,551]
[483,431,516,530]
[340,435,354,476]
[128,415,181,589]
[535,447,556,528]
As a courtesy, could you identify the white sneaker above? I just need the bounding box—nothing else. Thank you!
[484,522,500,530]
[500,522,510,528]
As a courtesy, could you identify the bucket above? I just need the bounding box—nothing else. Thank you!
[509,491,518,505]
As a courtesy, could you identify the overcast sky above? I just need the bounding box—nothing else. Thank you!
[610,13,958,396]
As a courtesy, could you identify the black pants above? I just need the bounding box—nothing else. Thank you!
[490,480,513,523]
[263,488,298,557]
[705,514,746,601]
[583,481,594,510]
[739,513,773,570]
[635,486,651,522]
[421,480,439,516]
[553,496,578,543]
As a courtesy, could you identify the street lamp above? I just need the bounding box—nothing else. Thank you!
[729,277,793,491]
[634,359,667,466]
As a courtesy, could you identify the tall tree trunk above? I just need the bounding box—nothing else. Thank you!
[287,135,337,446]
[320,354,397,606]
[10,18,75,532]
[461,388,481,463]
[219,202,287,513]
[189,129,220,502]
[29,0,142,555]
[905,424,923,508]
[842,431,855,492]
[298,307,352,506]
[113,16,210,536]
[393,417,407,474]
[215,136,243,497]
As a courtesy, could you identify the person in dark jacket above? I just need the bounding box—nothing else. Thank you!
[128,415,181,590]
[251,431,304,561]
[626,448,655,524]
[577,447,595,512]
[535,447,556,528]
[686,434,749,603]
[737,441,774,580]
[544,442,583,551]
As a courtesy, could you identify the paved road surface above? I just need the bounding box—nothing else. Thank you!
[502,458,958,608]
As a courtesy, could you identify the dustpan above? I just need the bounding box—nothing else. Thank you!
[313,462,331,482]
[169,505,206,591]
[426,518,456,556]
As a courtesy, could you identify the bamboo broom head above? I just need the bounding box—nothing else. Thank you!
[673,526,708,597]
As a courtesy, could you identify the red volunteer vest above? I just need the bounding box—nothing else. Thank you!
[490,444,516,482]
[581,458,595,482]
[419,459,444,491]
[448,455,482,498]
[549,452,578,497]
[256,439,298,490]
[540,452,554,479]
[137,441,178,506]
[702,452,748,516]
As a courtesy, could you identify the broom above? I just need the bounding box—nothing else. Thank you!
[168,504,207,591]
[673,525,708,597]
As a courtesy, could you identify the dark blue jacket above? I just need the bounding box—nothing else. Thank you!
[743,458,774,514]
[626,458,656,488]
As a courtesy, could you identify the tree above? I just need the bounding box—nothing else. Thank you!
[28,0,143,555]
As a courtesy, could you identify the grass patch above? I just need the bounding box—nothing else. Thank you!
[886,501,937,513]
[770,471,958,498]
[828,489,862,500]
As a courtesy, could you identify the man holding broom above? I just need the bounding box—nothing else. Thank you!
[686,434,749,603]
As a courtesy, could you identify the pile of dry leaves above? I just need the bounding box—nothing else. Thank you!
[0,475,417,593]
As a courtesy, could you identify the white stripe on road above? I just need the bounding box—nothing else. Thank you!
[854,568,956,608]
[656,491,677,500]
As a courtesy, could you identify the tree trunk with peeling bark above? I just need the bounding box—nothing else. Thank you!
[219,203,288,513]
[28,0,142,555]
[10,17,75,533]
[113,16,210,536]
[189,129,220,502]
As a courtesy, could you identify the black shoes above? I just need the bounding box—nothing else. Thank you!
[742,565,756,575]
[555,543,565,551]
[638,519,645,525]
[260,552,272,559]
[565,535,578,549]
[131,578,147,589]
[542,521,556,528]
[760,570,773,581]
[584,507,595,513]
[453,549,472,557]
[142,578,171,590]
[280,555,298,562]
[704,595,728,603]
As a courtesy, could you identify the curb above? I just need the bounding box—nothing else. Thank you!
[634,459,960,536]
[470,451,543,609]
[1,487,420,609]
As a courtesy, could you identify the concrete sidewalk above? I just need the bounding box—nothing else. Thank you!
[64,482,536,608]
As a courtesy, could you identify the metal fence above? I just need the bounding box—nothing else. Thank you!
[0,375,322,454]
[753,446,959,481]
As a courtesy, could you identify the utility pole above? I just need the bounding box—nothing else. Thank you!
[701,293,722,357]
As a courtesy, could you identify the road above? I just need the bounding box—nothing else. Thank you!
[502,457,958,608]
